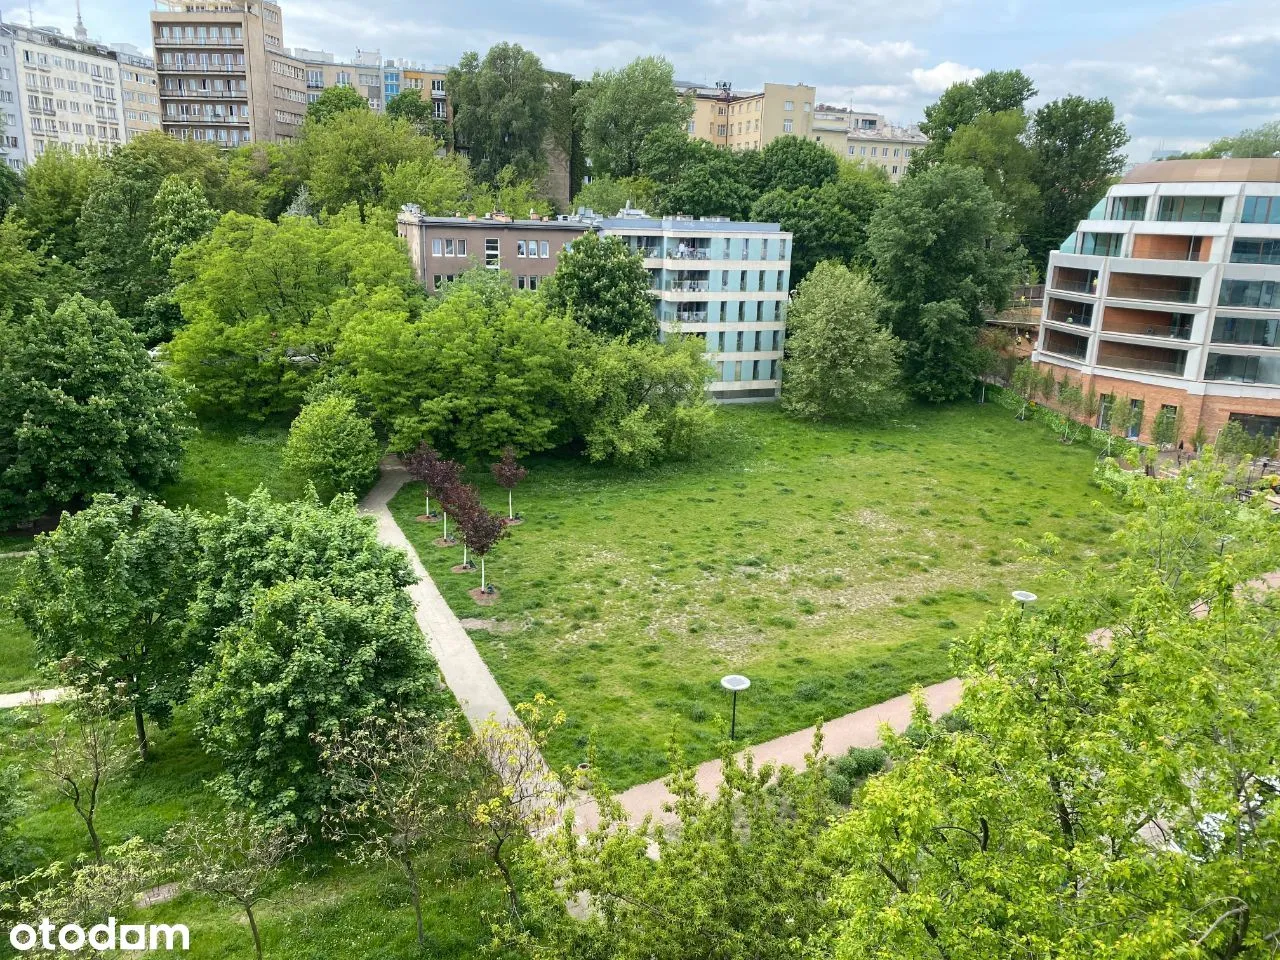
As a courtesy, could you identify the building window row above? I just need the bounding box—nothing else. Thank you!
[517,239,550,258]
[516,275,541,291]
[1241,195,1280,225]
[273,85,305,103]
[156,24,243,42]
[1219,279,1280,310]
[718,359,779,382]
[1212,315,1279,348]
[1231,237,1280,266]
[430,237,468,257]
[707,329,783,352]
[272,60,305,80]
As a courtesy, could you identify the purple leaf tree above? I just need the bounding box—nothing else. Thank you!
[489,446,529,523]
[404,444,442,519]
[456,498,509,594]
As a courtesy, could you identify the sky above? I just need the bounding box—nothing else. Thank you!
[20,0,1280,160]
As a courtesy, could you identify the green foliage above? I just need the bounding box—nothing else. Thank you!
[0,295,191,525]
[828,456,1280,959]
[544,231,656,340]
[781,262,903,422]
[868,164,1022,402]
[570,335,714,468]
[448,43,552,184]
[76,159,166,321]
[147,175,219,275]
[574,56,691,179]
[338,275,578,457]
[0,214,62,319]
[194,577,437,826]
[379,155,471,216]
[0,161,21,219]
[1186,120,1280,160]
[169,209,415,419]
[13,496,200,757]
[223,142,303,220]
[1028,96,1128,265]
[641,126,756,220]
[300,111,442,216]
[943,109,1040,237]
[282,394,381,503]
[305,85,370,126]
[571,174,657,216]
[15,146,103,262]
[913,68,1038,170]
[385,90,452,145]
[757,135,839,192]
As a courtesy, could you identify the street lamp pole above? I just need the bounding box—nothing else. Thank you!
[720,674,750,741]
[1012,590,1038,615]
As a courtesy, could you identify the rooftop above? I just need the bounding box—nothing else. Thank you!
[1122,158,1280,184]
[397,206,787,234]
[846,124,928,144]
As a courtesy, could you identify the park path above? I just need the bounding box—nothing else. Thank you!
[0,688,67,709]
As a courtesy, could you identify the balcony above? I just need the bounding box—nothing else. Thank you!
[163,89,246,99]
[1051,266,1099,295]
[661,307,709,325]
[1107,272,1200,305]
[1131,234,1211,262]
[155,35,244,47]
[1042,328,1089,360]
[1211,316,1280,348]
[667,279,710,292]
[1101,306,1193,341]
[165,114,249,125]
[1205,352,1280,386]
[160,63,247,74]
[1045,297,1094,328]
[667,247,710,261]
[431,88,446,99]
[1096,341,1188,377]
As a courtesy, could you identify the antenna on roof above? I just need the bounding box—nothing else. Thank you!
[74,0,88,41]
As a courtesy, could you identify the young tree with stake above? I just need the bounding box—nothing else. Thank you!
[423,456,465,543]
[404,443,442,520]
[456,498,509,595]
[490,446,529,523]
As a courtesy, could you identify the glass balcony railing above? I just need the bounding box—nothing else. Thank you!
[667,279,710,292]
[1097,355,1186,376]
[666,248,710,261]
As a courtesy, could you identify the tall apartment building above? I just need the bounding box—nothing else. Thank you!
[292,48,383,110]
[4,22,126,162]
[812,105,925,182]
[678,80,815,151]
[401,64,450,124]
[0,27,27,171]
[1034,158,1280,444]
[111,45,161,139]
[151,0,306,146]
[397,207,792,402]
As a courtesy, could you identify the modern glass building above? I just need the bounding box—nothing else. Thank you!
[1035,158,1280,442]
[597,213,791,402]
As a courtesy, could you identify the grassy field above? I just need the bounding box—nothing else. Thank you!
[390,402,1124,789]
[0,559,41,695]
[0,709,511,958]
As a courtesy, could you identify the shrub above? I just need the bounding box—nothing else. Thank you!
[832,746,888,783]
[283,394,381,502]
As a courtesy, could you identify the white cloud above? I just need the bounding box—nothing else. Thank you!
[909,61,983,94]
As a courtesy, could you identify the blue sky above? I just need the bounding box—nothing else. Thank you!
[27,0,1280,159]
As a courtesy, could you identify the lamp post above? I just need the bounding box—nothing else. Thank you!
[721,674,750,740]
[1012,590,1038,614]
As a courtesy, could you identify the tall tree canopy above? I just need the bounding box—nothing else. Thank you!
[755,135,840,193]
[543,231,656,341]
[1186,120,1280,160]
[300,111,443,216]
[942,109,1041,239]
[305,85,370,126]
[16,147,103,263]
[574,56,691,179]
[913,69,1038,170]
[385,89,452,144]
[867,164,1021,402]
[0,295,190,525]
[448,43,552,184]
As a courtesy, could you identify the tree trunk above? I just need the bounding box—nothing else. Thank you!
[463,542,469,566]
[508,489,513,520]
[492,837,520,919]
[406,861,426,947]
[481,558,486,591]
[133,698,149,762]
[442,513,448,540]
[81,810,103,865]
[245,904,263,960]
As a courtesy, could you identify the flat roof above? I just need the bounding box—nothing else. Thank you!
[1123,158,1280,184]
[396,213,585,230]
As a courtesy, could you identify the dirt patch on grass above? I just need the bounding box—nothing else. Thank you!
[460,617,515,633]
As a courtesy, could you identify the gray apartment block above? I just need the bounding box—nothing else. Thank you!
[0,26,29,171]
[397,207,793,403]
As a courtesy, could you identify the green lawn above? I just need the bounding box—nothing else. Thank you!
[0,709,511,959]
[390,403,1123,789]
[157,424,308,513]
[0,559,41,695]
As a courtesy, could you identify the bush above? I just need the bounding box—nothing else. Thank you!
[283,394,381,502]
[832,746,888,783]
[826,771,853,806]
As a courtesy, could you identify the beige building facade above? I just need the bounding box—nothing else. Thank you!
[151,0,306,146]
[680,81,815,151]
[812,104,926,181]
[115,49,160,139]
[293,48,385,111]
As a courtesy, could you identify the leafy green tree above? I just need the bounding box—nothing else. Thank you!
[574,56,691,178]
[1186,120,1280,159]
[544,231,656,340]
[385,89,452,144]
[523,733,837,959]
[641,126,756,220]
[448,43,551,184]
[868,164,1022,401]
[15,146,103,262]
[781,262,903,422]
[168,209,416,419]
[1028,96,1128,265]
[338,274,579,456]
[282,393,381,502]
[571,174,657,216]
[756,135,839,192]
[827,456,1280,960]
[195,577,437,826]
[13,496,199,760]
[186,487,415,652]
[913,68,1038,170]
[305,84,369,125]
[301,110,440,216]
[943,109,1041,238]
[0,295,191,525]
[223,142,303,220]
[378,155,472,216]
[570,335,714,468]
[0,162,21,219]
[77,155,166,320]
[751,173,888,283]
[141,175,220,344]
[108,131,230,203]
[468,164,555,218]
[0,215,61,319]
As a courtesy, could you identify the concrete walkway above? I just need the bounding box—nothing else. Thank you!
[0,688,67,709]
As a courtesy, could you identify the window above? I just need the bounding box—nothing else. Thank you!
[779,239,787,260]
[431,79,444,92]
[783,100,794,110]
[717,124,726,137]
[1219,279,1280,309]
[433,274,442,290]
[802,101,810,112]
[485,238,500,269]
[1079,232,1124,257]
[431,238,442,256]
[540,241,549,258]
[444,238,455,256]
[1231,238,1280,265]
[457,238,467,257]
[687,119,696,134]
[516,240,526,257]
[1205,353,1280,385]
[782,118,793,133]
[517,275,526,290]
[1212,315,1279,348]
[1157,195,1223,223]
[1109,195,1147,220]
[528,275,539,291]
[892,166,898,175]
[1240,196,1280,224]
